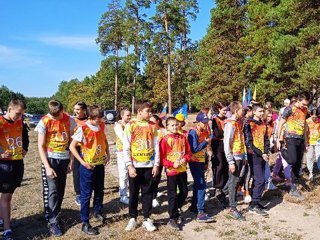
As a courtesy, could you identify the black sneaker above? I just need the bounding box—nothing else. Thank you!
[3,230,14,240]
[216,193,228,209]
[94,213,107,224]
[48,223,63,237]
[167,219,180,231]
[249,205,268,216]
[188,205,198,213]
[257,203,267,210]
[81,223,99,235]
[177,215,184,225]
[228,208,245,221]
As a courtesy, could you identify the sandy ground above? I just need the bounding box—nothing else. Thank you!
[5,120,320,240]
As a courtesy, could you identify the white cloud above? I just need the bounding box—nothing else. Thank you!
[0,45,42,67]
[36,35,98,50]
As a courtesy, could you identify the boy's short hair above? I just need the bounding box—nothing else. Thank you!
[135,100,152,113]
[252,103,264,112]
[165,116,177,127]
[87,105,104,119]
[48,100,63,117]
[74,101,87,111]
[8,99,26,110]
[229,101,242,114]
[298,91,311,101]
[120,108,130,117]
[265,109,273,115]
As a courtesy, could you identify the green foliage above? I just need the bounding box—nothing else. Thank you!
[0,85,26,111]
[25,97,50,114]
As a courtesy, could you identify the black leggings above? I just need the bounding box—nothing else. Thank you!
[286,138,305,184]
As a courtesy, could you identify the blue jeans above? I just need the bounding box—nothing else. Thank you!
[80,164,105,223]
[189,161,206,212]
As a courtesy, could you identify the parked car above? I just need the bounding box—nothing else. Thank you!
[29,114,44,128]
[104,110,117,124]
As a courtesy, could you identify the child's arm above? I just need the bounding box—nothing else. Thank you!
[69,139,94,169]
[22,121,29,156]
[187,129,208,154]
[182,135,192,163]
[38,132,57,178]
[160,138,174,168]
[123,123,137,177]
[277,107,291,149]
[223,122,236,173]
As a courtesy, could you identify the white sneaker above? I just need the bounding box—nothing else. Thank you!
[125,218,137,231]
[152,199,160,208]
[120,196,129,205]
[308,173,314,181]
[266,180,277,190]
[244,194,252,203]
[142,218,157,232]
[205,192,210,201]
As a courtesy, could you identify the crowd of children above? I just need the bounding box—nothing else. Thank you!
[0,92,319,239]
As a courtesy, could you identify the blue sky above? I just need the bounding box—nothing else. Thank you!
[0,0,214,97]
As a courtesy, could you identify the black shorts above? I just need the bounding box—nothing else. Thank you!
[0,160,24,193]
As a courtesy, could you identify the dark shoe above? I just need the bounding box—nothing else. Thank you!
[229,208,245,221]
[3,230,14,240]
[94,213,107,224]
[48,223,63,237]
[0,221,3,232]
[75,195,81,206]
[81,223,99,235]
[216,193,228,209]
[188,205,198,213]
[257,203,267,210]
[249,204,268,216]
[289,187,304,201]
[196,211,216,223]
[177,215,184,225]
[167,219,180,230]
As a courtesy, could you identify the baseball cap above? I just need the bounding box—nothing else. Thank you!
[195,112,209,123]
[175,113,185,122]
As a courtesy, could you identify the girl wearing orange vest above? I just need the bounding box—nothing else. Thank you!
[160,117,191,230]
[114,108,131,205]
[72,101,87,206]
[36,100,76,237]
[188,112,214,223]
[306,109,320,181]
[70,105,110,236]
[0,99,28,240]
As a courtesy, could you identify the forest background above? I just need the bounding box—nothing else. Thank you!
[1,0,319,114]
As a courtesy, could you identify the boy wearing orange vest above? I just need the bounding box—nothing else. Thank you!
[306,108,320,181]
[221,101,245,221]
[188,112,214,223]
[72,101,88,206]
[123,100,160,232]
[70,105,110,235]
[276,92,310,200]
[36,100,76,237]
[114,108,131,205]
[160,117,191,230]
[244,104,269,216]
[0,99,29,240]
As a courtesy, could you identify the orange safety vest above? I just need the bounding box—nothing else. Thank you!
[190,127,209,163]
[163,133,188,175]
[306,118,320,145]
[130,120,156,162]
[0,116,24,160]
[42,113,71,154]
[226,119,245,155]
[286,105,307,136]
[249,120,267,153]
[81,122,107,165]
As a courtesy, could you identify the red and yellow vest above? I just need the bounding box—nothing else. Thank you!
[0,116,23,160]
[306,118,320,145]
[157,128,167,142]
[130,120,156,162]
[115,121,125,152]
[213,116,226,140]
[81,122,107,165]
[42,113,71,154]
[286,106,307,136]
[249,120,267,153]
[226,119,245,155]
[190,127,210,163]
[163,134,188,176]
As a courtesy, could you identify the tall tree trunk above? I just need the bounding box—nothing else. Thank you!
[114,47,119,110]
[132,7,139,114]
[165,11,172,114]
